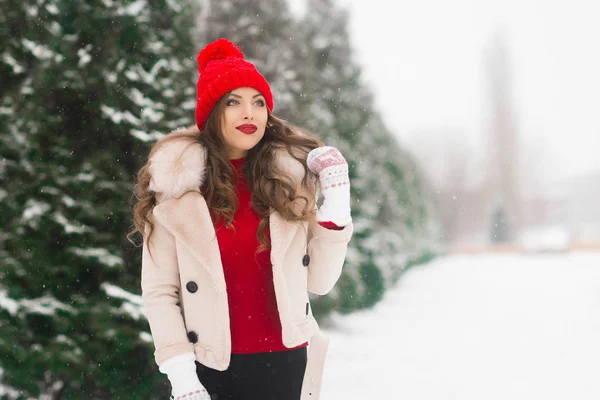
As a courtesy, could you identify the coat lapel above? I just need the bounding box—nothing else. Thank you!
[152,190,222,279]
[152,191,301,278]
[269,209,300,267]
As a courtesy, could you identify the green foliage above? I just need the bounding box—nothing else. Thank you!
[358,254,386,309]
[0,0,197,397]
[290,0,443,316]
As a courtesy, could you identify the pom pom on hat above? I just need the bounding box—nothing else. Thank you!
[194,38,274,131]
[196,38,244,73]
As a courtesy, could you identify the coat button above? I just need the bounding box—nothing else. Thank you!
[302,254,310,267]
[187,331,198,344]
[186,281,198,293]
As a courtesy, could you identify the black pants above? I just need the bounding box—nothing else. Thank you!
[195,347,307,400]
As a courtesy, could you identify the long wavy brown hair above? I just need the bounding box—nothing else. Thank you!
[128,93,324,253]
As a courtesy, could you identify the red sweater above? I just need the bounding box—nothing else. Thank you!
[213,157,303,353]
[214,157,342,354]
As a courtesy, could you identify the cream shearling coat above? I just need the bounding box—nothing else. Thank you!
[141,127,353,400]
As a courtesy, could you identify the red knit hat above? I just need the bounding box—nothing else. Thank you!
[195,38,274,131]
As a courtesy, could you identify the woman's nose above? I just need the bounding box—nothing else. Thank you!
[242,103,253,119]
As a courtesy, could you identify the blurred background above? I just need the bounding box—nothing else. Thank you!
[327,0,600,253]
[0,0,598,398]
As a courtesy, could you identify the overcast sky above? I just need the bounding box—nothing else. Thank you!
[290,0,600,187]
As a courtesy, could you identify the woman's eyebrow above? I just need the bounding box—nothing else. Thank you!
[228,93,264,99]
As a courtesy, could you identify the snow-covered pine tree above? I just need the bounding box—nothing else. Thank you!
[0,0,197,398]
[298,0,443,315]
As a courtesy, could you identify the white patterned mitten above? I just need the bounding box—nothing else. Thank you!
[306,146,352,226]
[158,352,211,400]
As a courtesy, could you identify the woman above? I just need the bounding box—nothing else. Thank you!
[130,38,353,400]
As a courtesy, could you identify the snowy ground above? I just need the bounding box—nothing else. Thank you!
[320,252,600,399]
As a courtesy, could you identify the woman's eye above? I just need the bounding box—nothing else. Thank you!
[227,99,264,106]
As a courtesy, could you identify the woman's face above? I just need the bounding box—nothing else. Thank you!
[220,87,268,159]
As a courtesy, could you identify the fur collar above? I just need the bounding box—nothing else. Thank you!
[148,126,311,200]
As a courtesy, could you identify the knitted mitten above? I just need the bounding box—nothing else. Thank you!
[159,353,211,400]
[307,146,352,227]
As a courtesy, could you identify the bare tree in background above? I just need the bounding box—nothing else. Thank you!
[484,31,523,243]
[398,31,526,248]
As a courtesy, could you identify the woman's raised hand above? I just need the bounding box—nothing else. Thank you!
[307,146,352,227]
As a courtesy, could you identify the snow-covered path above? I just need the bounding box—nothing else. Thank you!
[321,252,600,399]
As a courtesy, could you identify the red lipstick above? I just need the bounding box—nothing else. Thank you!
[236,124,257,134]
